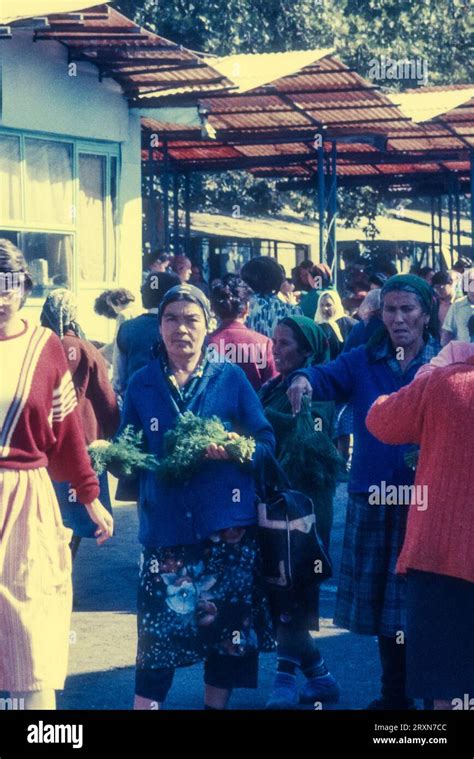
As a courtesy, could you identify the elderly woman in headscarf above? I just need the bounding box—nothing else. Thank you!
[260,316,341,709]
[118,283,276,710]
[288,275,440,710]
[40,289,120,558]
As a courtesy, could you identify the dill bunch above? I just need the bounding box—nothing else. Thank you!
[278,397,342,494]
[88,426,159,477]
[158,411,256,482]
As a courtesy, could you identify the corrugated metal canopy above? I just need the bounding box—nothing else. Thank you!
[4,3,233,99]
[200,50,334,94]
[188,209,472,246]
[389,86,474,124]
[141,78,474,193]
[0,0,109,23]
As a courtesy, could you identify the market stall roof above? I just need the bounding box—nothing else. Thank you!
[187,209,472,247]
[1,2,233,99]
[141,49,409,134]
[0,0,110,23]
[141,57,473,194]
[388,85,474,124]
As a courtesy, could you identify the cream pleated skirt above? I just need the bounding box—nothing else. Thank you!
[0,468,73,692]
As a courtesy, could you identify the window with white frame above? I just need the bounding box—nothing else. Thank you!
[0,131,119,299]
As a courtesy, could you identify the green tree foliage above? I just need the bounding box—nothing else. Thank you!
[117,0,472,229]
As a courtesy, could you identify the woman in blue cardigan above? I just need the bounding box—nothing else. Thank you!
[119,284,275,710]
[287,275,439,710]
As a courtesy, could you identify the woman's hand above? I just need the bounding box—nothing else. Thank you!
[205,431,240,461]
[287,375,313,415]
[84,499,114,545]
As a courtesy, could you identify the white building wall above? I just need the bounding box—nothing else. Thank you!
[0,31,143,342]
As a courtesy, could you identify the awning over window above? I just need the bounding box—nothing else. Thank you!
[0,0,109,24]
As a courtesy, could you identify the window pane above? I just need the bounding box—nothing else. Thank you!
[0,232,74,298]
[109,156,118,281]
[25,139,73,225]
[0,135,22,221]
[78,154,106,282]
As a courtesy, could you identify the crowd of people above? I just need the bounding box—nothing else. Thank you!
[0,237,472,712]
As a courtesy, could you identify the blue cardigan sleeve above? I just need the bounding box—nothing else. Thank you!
[291,346,363,404]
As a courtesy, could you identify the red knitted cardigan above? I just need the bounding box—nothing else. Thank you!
[0,322,99,504]
[366,356,474,584]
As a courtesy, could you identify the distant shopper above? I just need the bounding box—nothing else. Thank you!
[208,274,277,390]
[115,271,180,397]
[343,289,383,352]
[441,268,474,345]
[241,256,301,337]
[299,263,332,319]
[189,264,210,297]
[40,289,119,558]
[431,270,459,337]
[278,277,297,306]
[142,250,171,283]
[94,288,141,369]
[171,254,193,284]
[315,290,356,360]
[417,266,434,285]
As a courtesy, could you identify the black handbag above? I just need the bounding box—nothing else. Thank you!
[255,454,332,591]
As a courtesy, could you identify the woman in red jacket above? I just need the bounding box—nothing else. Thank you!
[0,240,113,710]
[40,289,120,558]
[366,348,474,709]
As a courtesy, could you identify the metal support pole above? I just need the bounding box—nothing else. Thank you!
[470,153,474,257]
[173,172,180,254]
[448,174,454,267]
[162,138,170,253]
[317,143,326,263]
[329,141,338,289]
[430,196,436,263]
[184,171,191,258]
[455,175,461,256]
[438,195,443,268]
[148,147,157,253]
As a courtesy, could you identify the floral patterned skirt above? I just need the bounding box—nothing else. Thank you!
[136,526,275,671]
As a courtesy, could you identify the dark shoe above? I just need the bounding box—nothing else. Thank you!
[300,673,340,704]
[265,673,299,710]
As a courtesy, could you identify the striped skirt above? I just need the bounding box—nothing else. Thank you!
[0,468,73,692]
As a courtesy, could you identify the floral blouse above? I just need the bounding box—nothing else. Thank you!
[246,295,302,338]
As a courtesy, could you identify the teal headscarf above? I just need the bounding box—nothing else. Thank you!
[381,274,434,315]
[279,315,330,366]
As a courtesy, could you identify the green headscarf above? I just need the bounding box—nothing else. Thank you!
[367,274,437,350]
[279,315,330,366]
[381,274,435,315]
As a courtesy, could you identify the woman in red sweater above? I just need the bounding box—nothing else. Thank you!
[208,274,277,390]
[366,348,474,709]
[0,240,113,710]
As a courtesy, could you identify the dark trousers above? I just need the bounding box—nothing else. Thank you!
[378,635,411,706]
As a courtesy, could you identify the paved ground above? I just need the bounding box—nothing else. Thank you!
[57,480,381,710]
